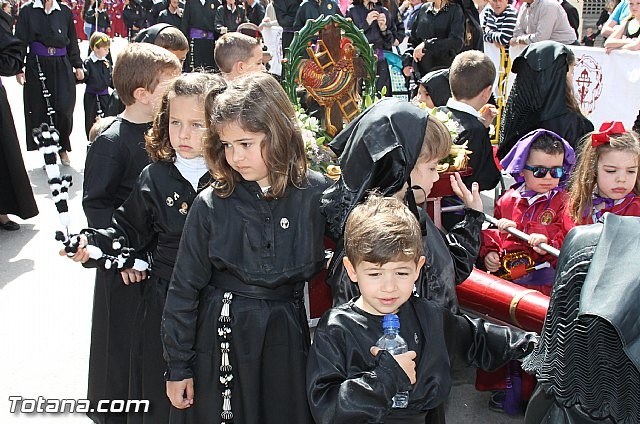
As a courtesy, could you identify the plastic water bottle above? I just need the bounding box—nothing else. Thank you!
[375,313,409,408]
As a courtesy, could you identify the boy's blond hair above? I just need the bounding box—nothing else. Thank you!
[344,194,423,267]
[112,43,181,106]
[89,31,111,50]
[214,32,260,73]
[420,114,453,163]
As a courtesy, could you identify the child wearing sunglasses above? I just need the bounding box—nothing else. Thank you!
[566,122,640,225]
[479,129,575,293]
[476,129,575,415]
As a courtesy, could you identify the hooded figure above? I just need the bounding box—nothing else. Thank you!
[321,98,483,312]
[497,41,593,159]
[418,69,452,107]
[523,213,640,424]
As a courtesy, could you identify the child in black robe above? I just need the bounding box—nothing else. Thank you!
[68,73,225,424]
[14,0,84,165]
[162,73,330,424]
[81,43,181,424]
[82,32,112,139]
[307,195,537,424]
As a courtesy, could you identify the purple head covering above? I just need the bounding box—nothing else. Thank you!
[500,129,576,184]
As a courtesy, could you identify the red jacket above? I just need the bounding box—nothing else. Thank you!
[480,187,574,271]
[581,195,640,224]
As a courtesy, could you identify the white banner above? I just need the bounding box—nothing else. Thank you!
[485,43,640,131]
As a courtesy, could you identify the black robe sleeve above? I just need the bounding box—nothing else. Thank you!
[443,208,483,284]
[307,316,413,424]
[444,312,538,372]
[0,27,23,76]
[161,190,214,381]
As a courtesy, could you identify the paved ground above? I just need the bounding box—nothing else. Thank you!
[0,38,525,423]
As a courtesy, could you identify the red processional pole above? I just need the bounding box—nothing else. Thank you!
[456,268,550,333]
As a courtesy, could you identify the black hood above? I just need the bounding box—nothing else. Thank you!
[419,69,451,107]
[321,98,428,240]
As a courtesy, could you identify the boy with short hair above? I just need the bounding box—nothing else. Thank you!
[82,32,112,139]
[438,50,501,229]
[307,195,537,424]
[81,42,181,424]
[214,31,265,80]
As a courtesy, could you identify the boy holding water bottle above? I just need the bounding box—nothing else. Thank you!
[306,195,538,424]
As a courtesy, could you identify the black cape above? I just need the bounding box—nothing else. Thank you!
[523,214,640,424]
[321,98,482,312]
[0,13,38,220]
[308,297,538,423]
[497,40,593,158]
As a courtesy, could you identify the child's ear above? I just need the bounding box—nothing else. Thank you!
[343,257,358,283]
[416,256,426,275]
[132,86,151,105]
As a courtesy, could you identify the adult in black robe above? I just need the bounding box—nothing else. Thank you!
[180,0,218,70]
[215,0,247,35]
[0,7,38,228]
[321,98,482,314]
[497,41,593,159]
[84,161,210,424]
[308,296,538,424]
[523,214,640,423]
[273,0,300,52]
[14,0,83,155]
[82,117,151,424]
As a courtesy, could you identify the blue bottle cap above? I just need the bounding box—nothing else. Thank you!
[382,313,400,330]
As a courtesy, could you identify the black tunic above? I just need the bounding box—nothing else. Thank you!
[86,161,210,424]
[122,2,147,40]
[82,55,112,138]
[215,4,247,35]
[162,171,330,423]
[246,0,265,25]
[307,297,537,424]
[158,7,183,28]
[85,3,111,31]
[293,0,341,29]
[405,2,465,77]
[0,11,38,220]
[82,117,151,424]
[14,0,82,152]
[181,0,218,70]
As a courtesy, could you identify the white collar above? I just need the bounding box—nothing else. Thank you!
[33,0,61,13]
[446,98,481,118]
[517,184,555,205]
[89,52,106,62]
[200,0,206,5]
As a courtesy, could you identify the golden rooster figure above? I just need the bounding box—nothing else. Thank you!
[298,38,361,136]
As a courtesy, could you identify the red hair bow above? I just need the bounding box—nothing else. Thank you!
[592,121,626,147]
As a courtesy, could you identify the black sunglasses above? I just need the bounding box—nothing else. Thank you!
[523,164,564,178]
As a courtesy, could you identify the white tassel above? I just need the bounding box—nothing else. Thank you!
[132,259,149,271]
[220,342,232,372]
[219,292,232,322]
[221,389,233,420]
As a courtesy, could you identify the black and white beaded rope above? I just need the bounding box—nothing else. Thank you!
[218,292,234,423]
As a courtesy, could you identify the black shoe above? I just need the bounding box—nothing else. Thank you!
[488,390,506,412]
[0,219,20,231]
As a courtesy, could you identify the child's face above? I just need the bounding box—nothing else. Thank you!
[241,46,266,75]
[344,256,425,316]
[168,95,207,159]
[596,150,639,200]
[521,150,564,194]
[167,49,188,67]
[219,122,270,188]
[416,85,435,109]
[93,45,110,60]
[409,157,440,203]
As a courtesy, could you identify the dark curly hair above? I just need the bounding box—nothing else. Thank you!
[145,72,227,162]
